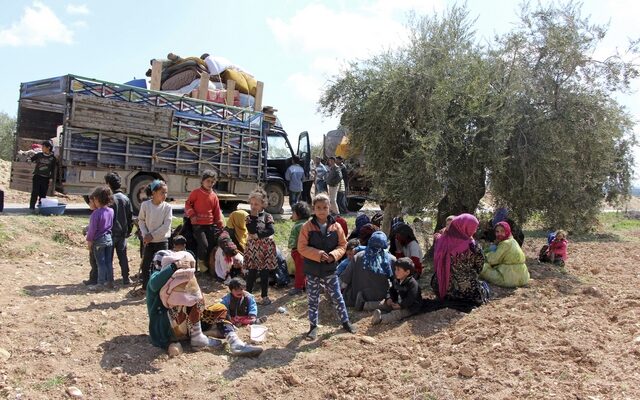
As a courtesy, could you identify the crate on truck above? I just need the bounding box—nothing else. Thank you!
[10,74,310,213]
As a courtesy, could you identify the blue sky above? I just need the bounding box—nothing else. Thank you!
[1,0,638,181]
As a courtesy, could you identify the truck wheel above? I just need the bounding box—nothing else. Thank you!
[264,183,285,214]
[347,196,366,212]
[130,175,155,214]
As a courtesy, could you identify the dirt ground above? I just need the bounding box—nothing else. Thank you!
[0,212,639,400]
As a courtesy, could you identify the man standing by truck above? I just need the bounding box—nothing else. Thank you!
[336,156,349,214]
[29,141,56,210]
[285,156,305,207]
[325,157,342,215]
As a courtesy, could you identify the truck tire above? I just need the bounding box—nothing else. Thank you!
[347,196,366,212]
[264,183,285,214]
[130,175,155,214]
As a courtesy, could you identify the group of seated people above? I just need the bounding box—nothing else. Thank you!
[146,199,568,357]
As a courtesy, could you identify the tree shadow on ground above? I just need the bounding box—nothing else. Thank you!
[525,229,622,243]
[99,334,165,376]
[22,283,134,298]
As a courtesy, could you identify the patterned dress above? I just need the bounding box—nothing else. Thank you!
[431,242,489,305]
[244,212,278,270]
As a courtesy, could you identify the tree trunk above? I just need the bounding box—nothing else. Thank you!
[381,201,401,236]
[434,173,487,231]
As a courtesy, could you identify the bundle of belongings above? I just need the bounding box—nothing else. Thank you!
[145,52,257,108]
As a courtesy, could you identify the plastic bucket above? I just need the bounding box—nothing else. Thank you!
[40,198,59,207]
[249,324,268,342]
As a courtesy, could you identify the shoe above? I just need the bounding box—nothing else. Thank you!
[122,277,131,285]
[255,316,268,324]
[371,309,382,325]
[104,282,115,290]
[288,288,303,296]
[227,332,263,357]
[83,280,97,286]
[261,297,272,306]
[305,325,318,341]
[87,284,103,292]
[191,337,223,351]
[342,321,357,334]
[354,291,365,311]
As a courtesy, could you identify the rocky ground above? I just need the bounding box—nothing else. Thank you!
[0,212,638,400]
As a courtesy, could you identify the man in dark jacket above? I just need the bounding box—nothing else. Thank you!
[325,157,342,215]
[369,257,423,324]
[105,172,134,284]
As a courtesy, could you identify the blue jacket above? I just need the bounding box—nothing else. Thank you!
[220,291,258,317]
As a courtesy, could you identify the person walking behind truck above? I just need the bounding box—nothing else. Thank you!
[29,140,56,210]
[325,157,342,215]
[104,172,134,285]
[285,156,305,208]
[335,156,349,214]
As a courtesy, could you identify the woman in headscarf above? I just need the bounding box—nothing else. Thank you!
[225,209,249,253]
[480,221,530,287]
[146,250,262,356]
[431,214,489,305]
[390,223,423,277]
[340,231,395,310]
[347,214,371,241]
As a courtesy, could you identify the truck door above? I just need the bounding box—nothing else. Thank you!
[297,131,310,177]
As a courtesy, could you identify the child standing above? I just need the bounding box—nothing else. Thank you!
[288,201,311,295]
[29,140,56,210]
[298,193,356,340]
[86,186,115,291]
[220,278,267,327]
[104,172,133,285]
[244,188,278,305]
[369,257,423,325]
[138,180,173,290]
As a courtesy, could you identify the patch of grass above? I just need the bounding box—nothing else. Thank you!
[208,375,230,387]
[34,375,67,390]
[19,288,31,297]
[23,243,39,254]
[51,230,74,245]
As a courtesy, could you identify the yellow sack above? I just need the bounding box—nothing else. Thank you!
[222,69,258,96]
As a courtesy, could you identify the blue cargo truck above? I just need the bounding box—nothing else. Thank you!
[10,75,310,213]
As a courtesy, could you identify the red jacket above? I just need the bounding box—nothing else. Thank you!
[184,188,224,228]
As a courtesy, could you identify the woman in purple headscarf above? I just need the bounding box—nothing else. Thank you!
[431,213,490,305]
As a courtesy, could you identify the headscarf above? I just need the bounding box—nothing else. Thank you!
[371,212,383,227]
[495,221,512,242]
[433,213,479,300]
[362,231,393,277]
[353,214,370,236]
[394,223,417,246]
[161,251,196,270]
[358,223,377,245]
[492,207,509,228]
[152,250,174,271]
[226,210,249,250]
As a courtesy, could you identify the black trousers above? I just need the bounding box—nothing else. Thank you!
[246,269,270,298]
[192,224,219,264]
[140,241,168,289]
[30,175,50,209]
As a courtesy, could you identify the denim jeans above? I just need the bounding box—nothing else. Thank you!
[289,191,301,207]
[112,236,130,280]
[93,234,114,285]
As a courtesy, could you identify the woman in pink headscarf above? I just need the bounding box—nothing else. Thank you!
[431,214,490,305]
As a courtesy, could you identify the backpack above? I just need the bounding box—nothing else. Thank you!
[273,250,291,288]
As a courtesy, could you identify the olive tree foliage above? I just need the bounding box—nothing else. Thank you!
[489,2,638,231]
[0,112,17,160]
[319,6,511,230]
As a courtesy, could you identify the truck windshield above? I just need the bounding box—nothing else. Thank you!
[267,135,293,159]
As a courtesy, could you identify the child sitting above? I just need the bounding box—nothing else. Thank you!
[214,232,244,283]
[219,278,267,327]
[336,239,364,277]
[539,230,568,266]
[368,257,423,325]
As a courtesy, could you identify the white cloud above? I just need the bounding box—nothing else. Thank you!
[286,73,324,103]
[72,20,88,29]
[366,0,443,16]
[66,4,90,15]
[0,2,73,46]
